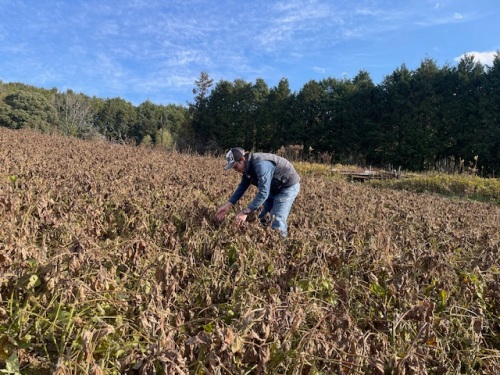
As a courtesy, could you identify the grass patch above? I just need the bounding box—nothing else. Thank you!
[369,173,500,204]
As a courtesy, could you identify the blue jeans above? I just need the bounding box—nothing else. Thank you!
[258,183,300,237]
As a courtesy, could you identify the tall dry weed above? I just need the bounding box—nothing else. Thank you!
[0,128,499,374]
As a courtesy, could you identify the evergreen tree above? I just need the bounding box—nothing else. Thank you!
[351,70,376,166]
[407,58,441,170]
[451,54,485,169]
[189,71,215,151]
[376,64,416,169]
[317,77,354,162]
[294,80,327,158]
[249,78,270,150]
[480,52,500,174]
[261,78,294,151]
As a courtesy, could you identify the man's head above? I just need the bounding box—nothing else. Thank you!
[224,147,245,172]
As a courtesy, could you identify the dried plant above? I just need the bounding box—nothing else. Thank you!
[0,128,499,374]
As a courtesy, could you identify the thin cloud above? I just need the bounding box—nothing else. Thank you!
[313,66,327,74]
[255,0,333,50]
[1,0,499,105]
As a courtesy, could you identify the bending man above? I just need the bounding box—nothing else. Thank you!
[215,147,300,237]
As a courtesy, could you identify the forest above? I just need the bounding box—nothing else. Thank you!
[1,53,499,175]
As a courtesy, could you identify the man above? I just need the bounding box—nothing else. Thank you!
[215,147,300,237]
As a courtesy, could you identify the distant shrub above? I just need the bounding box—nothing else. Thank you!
[140,134,153,147]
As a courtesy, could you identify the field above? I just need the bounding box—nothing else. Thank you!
[0,127,499,375]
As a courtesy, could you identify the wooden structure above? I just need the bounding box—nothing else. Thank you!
[333,166,402,182]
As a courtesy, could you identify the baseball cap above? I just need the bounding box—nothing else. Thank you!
[224,147,245,170]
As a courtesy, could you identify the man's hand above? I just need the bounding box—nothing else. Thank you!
[215,202,233,221]
[233,208,251,226]
[233,211,248,226]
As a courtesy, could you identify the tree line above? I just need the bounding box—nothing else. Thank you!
[1,53,499,175]
[0,84,186,149]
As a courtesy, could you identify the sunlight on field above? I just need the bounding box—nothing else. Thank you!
[1,128,499,374]
[370,172,500,204]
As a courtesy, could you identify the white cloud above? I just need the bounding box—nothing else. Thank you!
[2,0,499,105]
[313,66,326,74]
[455,51,498,66]
[166,50,210,67]
[416,13,467,27]
[255,0,333,50]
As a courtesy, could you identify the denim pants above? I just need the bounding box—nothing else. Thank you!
[258,183,300,237]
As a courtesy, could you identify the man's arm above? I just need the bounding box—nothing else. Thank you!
[228,176,251,205]
[247,161,274,211]
[216,176,251,222]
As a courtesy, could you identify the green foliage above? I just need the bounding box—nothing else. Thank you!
[94,98,136,143]
[0,354,20,375]
[0,90,58,132]
[155,128,174,150]
[133,101,187,146]
[371,173,500,203]
[191,71,214,109]
[139,134,153,147]
[186,53,500,174]
[1,51,500,175]
[259,78,294,150]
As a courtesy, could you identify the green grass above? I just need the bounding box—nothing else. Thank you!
[366,173,500,204]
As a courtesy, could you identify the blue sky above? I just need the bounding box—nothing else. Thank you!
[0,0,498,106]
